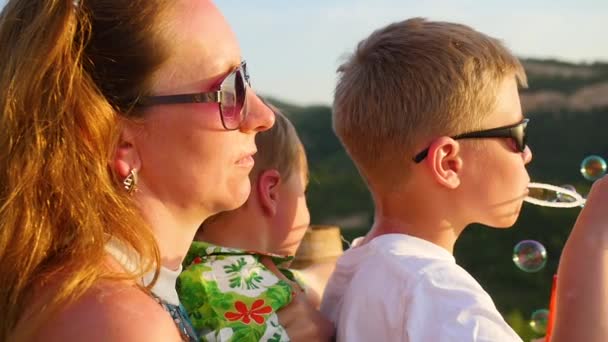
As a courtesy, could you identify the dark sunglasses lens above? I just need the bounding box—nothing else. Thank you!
[220,69,246,129]
[242,63,251,86]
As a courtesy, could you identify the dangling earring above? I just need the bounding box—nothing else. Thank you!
[123,169,138,194]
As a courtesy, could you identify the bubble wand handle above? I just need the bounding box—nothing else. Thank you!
[545,274,557,342]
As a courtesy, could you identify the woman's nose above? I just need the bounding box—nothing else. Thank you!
[239,88,275,133]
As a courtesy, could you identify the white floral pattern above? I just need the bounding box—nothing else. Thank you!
[203,327,234,342]
[259,314,289,342]
[201,255,279,298]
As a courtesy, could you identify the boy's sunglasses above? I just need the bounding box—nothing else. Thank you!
[413,118,530,163]
[137,61,250,131]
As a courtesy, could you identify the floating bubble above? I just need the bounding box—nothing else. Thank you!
[580,155,607,181]
[556,184,578,203]
[513,240,547,272]
[529,308,549,335]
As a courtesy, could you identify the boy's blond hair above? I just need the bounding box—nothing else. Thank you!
[251,106,308,183]
[333,18,527,190]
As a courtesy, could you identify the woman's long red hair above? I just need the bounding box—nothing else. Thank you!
[0,0,171,339]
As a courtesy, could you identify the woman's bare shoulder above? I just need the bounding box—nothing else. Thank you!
[33,280,182,342]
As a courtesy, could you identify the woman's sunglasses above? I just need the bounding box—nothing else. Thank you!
[413,118,530,163]
[137,61,250,130]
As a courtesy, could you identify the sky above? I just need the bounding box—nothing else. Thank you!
[1,1,606,105]
[218,0,608,105]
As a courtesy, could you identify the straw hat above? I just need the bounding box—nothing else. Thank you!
[292,225,344,269]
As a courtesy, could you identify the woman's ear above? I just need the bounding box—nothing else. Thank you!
[256,169,281,217]
[112,122,142,180]
[425,136,462,189]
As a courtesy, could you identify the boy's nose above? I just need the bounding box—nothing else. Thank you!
[523,145,533,165]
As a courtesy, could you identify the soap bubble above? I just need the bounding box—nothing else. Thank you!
[580,155,607,181]
[513,240,547,272]
[529,308,549,335]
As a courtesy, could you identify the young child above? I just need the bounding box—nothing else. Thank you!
[177,109,312,341]
[320,18,530,341]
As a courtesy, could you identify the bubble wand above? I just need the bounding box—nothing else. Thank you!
[524,182,586,208]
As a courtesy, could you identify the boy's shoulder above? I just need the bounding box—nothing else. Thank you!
[179,249,292,305]
[178,245,295,339]
[325,233,497,317]
[337,233,458,281]
[323,234,521,342]
[183,241,244,266]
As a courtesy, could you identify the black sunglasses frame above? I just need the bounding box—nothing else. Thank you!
[412,118,530,163]
[136,61,250,131]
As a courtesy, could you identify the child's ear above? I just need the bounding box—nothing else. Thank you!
[113,122,141,180]
[425,136,462,189]
[257,169,281,217]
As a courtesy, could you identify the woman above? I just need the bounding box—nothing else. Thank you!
[0,1,332,341]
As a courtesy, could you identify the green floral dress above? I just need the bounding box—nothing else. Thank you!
[177,241,298,342]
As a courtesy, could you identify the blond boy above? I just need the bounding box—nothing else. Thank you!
[321,18,530,341]
[177,110,313,341]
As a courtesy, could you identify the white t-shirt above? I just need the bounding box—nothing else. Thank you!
[320,234,522,342]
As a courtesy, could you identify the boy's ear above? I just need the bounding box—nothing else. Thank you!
[257,169,281,217]
[425,136,462,189]
[112,122,142,180]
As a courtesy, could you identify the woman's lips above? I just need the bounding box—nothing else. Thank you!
[236,153,255,167]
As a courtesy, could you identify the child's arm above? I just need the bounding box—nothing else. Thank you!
[292,261,338,310]
[261,256,335,342]
[551,176,608,342]
[277,291,335,342]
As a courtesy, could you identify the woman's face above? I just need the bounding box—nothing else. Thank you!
[130,1,274,222]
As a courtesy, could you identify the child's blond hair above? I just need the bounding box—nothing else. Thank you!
[251,106,307,183]
[333,18,527,190]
